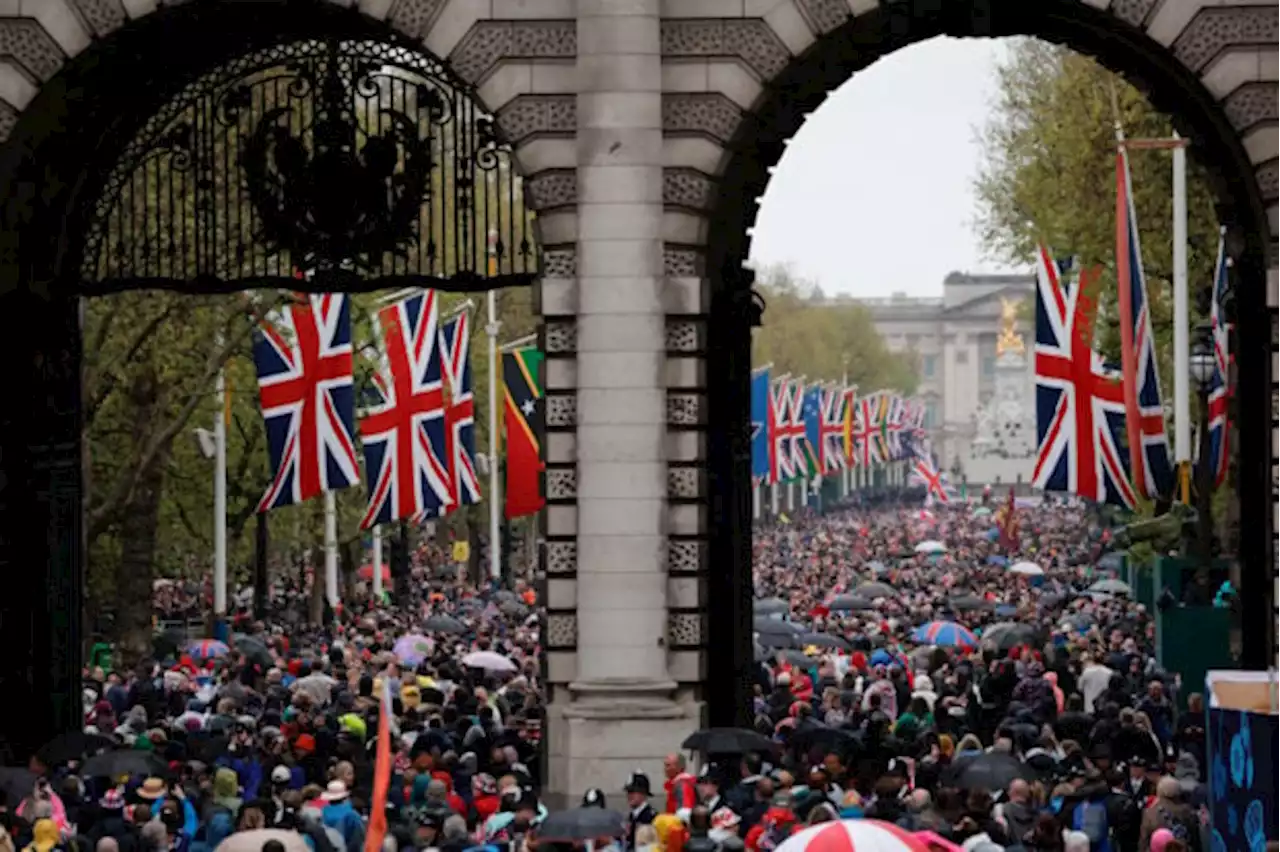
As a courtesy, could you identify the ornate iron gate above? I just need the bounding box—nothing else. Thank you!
[79,38,538,293]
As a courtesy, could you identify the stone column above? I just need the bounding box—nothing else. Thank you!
[549,0,694,802]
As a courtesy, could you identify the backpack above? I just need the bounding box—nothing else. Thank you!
[1072,801,1112,852]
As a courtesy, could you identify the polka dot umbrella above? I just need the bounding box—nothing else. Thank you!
[775,819,930,852]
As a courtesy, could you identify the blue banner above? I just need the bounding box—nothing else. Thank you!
[751,368,770,483]
[1208,707,1278,852]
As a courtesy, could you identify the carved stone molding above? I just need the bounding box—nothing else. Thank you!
[0,20,66,83]
[545,613,578,648]
[70,0,127,38]
[544,320,577,354]
[667,539,706,575]
[387,0,449,41]
[546,394,577,428]
[1110,0,1157,27]
[497,95,576,144]
[542,247,577,279]
[662,93,744,144]
[525,170,577,211]
[1257,160,1278,202]
[660,19,791,82]
[664,168,716,210]
[545,541,577,575]
[665,319,703,353]
[796,0,852,34]
[667,611,704,648]
[667,392,704,426]
[663,247,702,278]
[449,20,576,84]
[1223,83,1278,132]
[0,100,16,143]
[1172,7,1279,72]
[545,466,577,501]
[668,466,701,499]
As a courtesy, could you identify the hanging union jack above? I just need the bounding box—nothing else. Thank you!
[433,309,480,516]
[1204,232,1231,488]
[851,391,886,468]
[1031,245,1137,508]
[252,293,361,512]
[818,384,848,474]
[359,290,453,529]
[909,441,949,504]
[769,375,806,483]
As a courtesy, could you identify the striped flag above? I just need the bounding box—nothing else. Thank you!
[1201,230,1231,488]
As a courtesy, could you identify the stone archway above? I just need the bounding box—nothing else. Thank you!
[0,0,577,760]
[685,0,1278,728]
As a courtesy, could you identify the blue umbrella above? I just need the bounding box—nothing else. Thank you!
[912,621,978,648]
[995,604,1018,617]
[869,648,908,667]
[987,555,1009,567]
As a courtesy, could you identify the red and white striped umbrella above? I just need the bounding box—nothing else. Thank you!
[775,820,930,852]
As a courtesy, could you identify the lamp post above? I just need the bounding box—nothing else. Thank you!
[1188,323,1216,568]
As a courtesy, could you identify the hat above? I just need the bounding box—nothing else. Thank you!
[30,819,58,852]
[99,788,125,811]
[624,770,652,796]
[136,777,167,800]
[294,734,316,753]
[711,808,741,830]
[271,765,292,784]
[698,765,719,783]
[321,781,350,802]
[583,788,607,808]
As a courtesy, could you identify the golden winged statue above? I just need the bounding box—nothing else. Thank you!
[996,296,1025,356]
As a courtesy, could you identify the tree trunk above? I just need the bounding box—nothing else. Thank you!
[114,367,168,671]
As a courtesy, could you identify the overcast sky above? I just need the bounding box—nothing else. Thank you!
[748,36,1023,298]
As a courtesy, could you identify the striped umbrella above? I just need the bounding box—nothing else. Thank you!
[186,639,229,660]
[775,819,930,852]
[911,621,978,648]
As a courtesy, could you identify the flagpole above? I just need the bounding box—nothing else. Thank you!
[371,526,383,600]
[213,360,228,633]
[1172,133,1191,503]
[324,490,338,608]
[486,231,502,582]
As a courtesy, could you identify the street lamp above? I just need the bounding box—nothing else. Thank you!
[1188,323,1215,567]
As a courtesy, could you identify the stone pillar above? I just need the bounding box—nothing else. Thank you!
[546,0,696,803]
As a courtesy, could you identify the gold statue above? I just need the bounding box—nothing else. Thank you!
[996,296,1025,356]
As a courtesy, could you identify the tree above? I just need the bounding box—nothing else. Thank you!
[752,264,918,393]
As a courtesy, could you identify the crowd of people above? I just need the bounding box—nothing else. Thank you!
[0,491,1225,852]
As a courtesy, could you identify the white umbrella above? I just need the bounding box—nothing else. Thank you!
[914,540,946,554]
[1009,561,1044,576]
[216,830,310,852]
[462,650,518,672]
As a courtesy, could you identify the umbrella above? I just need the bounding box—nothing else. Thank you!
[776,649,818,666]
[943,752,1033,791]
[754,597,790,615]
[0,768,37,804]
[1009,561,1044,576]
[788,724,861,753]
[774,818,931,852]
[753,616,804,635]
[1096,552,1125,571]
[971,507,992,517]
[914,540,946,554]
[855,581,895,599]
[81,750,168,779]
[292,673,335,704]
[37,731,113,766]
[994,604,1019,617]
[948,595,995,612]
[682,727,777,755]
[393,634,433,666]
[911,621,978,648]
[798,632,849,650]
[869,648,908,668]
[359,563,391,582]
[828,594,876,612]
[215,829,311,852]
[231,634,273,667]
[986,555,1009,567]
[494,590,519,602]
[1089,579,1131,595]
[462,650,518,672]
[186,639,229,661]
[980,622,1038,650]
[499,600,530,617]
[422,614,466,634]
[757,632,798,650]
[537,807,627,841]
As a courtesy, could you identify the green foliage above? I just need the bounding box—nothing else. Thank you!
[752,265,918,393]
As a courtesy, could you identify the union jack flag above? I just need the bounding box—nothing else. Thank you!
[841,385,858,465]
[769,375,806,483]
[252,293,360,512]
[881,393,907,460]
[818,384,848,473]
[1032,245,1137,508]
[851,391,887,468]
[359,291,453,529]
[908,440,949,503]
[1202,230,1231,488]
[1115,143,1175,499]
[419,309,480,520]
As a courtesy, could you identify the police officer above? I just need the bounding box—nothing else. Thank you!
[624,771,657,849]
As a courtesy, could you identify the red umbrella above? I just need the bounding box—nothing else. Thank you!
[359,563,391,582]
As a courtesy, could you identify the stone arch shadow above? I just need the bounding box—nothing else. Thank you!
[0,0,550,759]
[701,0,1275,726]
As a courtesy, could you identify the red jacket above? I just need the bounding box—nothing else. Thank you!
[665,772,697,813]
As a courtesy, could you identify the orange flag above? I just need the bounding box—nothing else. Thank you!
[364,681,392,852]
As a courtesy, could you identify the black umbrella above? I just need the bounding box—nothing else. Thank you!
[753,616,804,635]
[231,634,274,668]
[797,632,849,650]
[855,581,895,599]
[981,622,1039,650]
[538,807,627,841]
[682,727,777,755]
[153,627,186,660]
[499,600,530,617]
[494,590,519,603]
[789,724,861,753]
[943,751,1032,790]
[37,731,113,766]
[0,768,38,804]
[81,749,169,779]
[827,594,875,613]
[949,594,995,611]
[753,597,790,616]
[774,649,816,666]
[423,614,466,634]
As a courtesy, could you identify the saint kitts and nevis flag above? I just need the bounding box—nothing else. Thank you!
[749,367,918,488]
[502,346,545,519]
